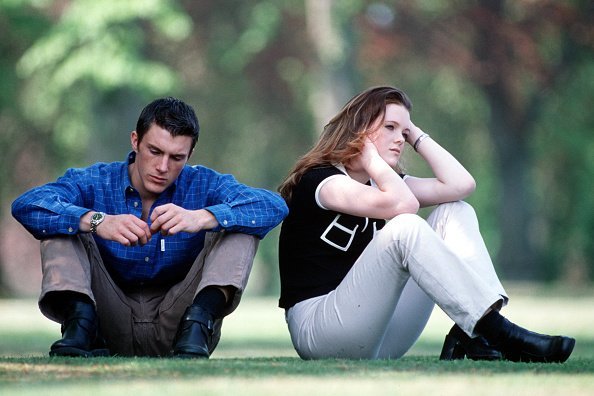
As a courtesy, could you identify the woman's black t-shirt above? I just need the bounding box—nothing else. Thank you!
[278,165,386,309]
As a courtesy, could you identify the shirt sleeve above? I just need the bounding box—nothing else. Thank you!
[11,168,91,239]
[203,173,288,239]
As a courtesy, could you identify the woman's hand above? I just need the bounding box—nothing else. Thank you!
[406,121,425,147]
[403,121,476,207]
[322,135,419,219]
[346,136,382,176]
[359,136,382,170]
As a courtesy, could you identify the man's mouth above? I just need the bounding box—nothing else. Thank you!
[150,175,167,184]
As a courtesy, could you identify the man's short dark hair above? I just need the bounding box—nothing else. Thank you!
[136,97,200,151]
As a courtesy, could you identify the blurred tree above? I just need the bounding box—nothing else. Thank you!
[0,0,193,296]
[0,0,53,295]
[15,0,192,166]
[533,60,594,283]
[353,0,594,281]
[1,0,592,297]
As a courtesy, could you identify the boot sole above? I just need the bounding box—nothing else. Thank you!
[50,346,110,357]
[509,337,576,363]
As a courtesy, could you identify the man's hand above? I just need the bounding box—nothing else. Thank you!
[149,204,218,236]
[94,213,152,246]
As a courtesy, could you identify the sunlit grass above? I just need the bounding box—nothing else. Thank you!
[1,283,593,395]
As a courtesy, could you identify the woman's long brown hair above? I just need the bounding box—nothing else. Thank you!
[278,86,412,203]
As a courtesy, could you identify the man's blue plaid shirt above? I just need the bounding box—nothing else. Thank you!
[12,152,288,287]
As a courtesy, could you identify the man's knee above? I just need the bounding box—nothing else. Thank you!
[207,232,259,264]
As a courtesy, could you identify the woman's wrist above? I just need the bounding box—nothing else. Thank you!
[413,133,430,151]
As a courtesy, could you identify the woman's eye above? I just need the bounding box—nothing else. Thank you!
[403,133,409,140]
[386,125,394,130]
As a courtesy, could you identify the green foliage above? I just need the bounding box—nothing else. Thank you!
[533,60,594,282]
[14,0,191,166]
[1,0,593,296]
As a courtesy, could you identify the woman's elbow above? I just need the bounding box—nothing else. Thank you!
[391,197,419,217]
[460,177,476,197]
[375,194,419,218]
[403,198,420,214]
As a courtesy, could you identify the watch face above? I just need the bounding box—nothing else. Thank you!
[92,213,103,221]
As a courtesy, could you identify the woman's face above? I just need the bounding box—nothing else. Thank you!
[369,103,411,168]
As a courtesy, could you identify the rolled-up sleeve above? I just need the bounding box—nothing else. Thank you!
[11,170,89,239]
[205,174,288,239]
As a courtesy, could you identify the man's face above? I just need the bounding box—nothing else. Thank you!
[130,123,193,200]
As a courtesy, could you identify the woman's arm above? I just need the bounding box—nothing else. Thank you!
[318,138,419,219]
[404,123,476,208]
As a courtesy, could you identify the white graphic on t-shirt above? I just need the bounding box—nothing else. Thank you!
[320,214,359,251]
[320,214,383,252]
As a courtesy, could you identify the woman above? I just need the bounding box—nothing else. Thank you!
[277,86,574,361]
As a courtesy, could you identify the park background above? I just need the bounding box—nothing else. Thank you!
[0,1,593,394]
[1,0,592,297]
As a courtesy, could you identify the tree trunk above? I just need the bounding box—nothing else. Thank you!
[486,87,540,280]
[304,0,355,131]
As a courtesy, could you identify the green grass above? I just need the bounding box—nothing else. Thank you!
[1,284,593,395]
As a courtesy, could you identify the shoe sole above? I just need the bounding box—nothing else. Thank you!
[172,352,209,359]
[508,337,576,363]
[50,347,110,357]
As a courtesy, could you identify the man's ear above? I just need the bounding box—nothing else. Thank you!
[131,131,139,151]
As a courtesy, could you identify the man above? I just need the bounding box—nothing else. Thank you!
[12,97,288,358]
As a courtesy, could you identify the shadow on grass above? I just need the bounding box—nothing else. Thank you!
[1,344,593,385]
[1,355,593,383]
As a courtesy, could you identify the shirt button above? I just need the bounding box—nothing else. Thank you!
[223,220,228,225]
[42,230,47,234]
[251,220,256,224]
[68,227,74,233]
[145,257,149,262]
[134,202,139,208]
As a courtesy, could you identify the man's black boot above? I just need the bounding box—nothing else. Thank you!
[172,305,214,359]
[49,300,109,357]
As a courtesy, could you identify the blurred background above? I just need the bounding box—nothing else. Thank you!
[0,0,592,298]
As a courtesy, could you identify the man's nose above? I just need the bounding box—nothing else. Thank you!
[157,156,169,172]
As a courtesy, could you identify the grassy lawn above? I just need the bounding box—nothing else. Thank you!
[1,283,593,395]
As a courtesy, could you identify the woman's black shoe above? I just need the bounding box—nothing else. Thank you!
[440,324,502,361]
[490,318,575,363]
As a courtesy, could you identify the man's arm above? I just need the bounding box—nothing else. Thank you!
[149,206,218,236]
[80,211,152,246]
[193,170,288,239]
[11,169,90,239]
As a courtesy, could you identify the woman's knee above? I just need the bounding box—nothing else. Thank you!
[439,200,476,216]
[383,213,427,234]
[375,214,430,246]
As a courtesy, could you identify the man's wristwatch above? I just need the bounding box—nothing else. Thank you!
[89,212,106,234]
